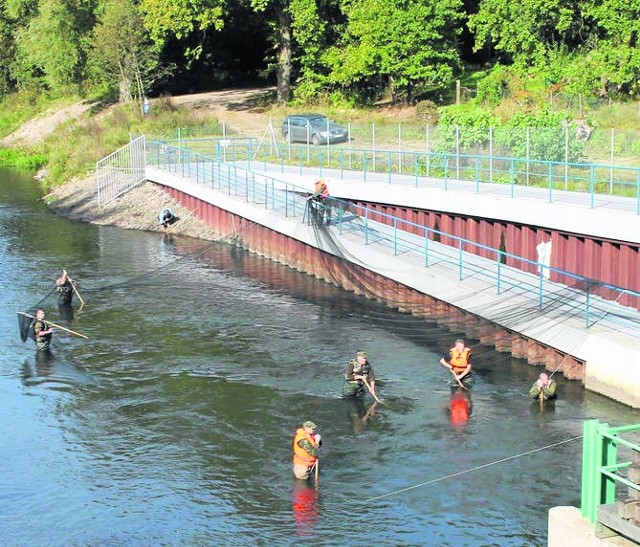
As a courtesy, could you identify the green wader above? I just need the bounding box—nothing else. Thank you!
[33,320,52,352]
[342,380,365,398]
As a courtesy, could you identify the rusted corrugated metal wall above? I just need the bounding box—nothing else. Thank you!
[159,186,585,381]
[356,201,639,309]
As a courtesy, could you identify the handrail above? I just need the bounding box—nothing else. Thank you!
[147,140,640,331]
[581,419,640,527]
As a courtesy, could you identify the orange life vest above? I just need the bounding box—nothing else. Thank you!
[449,347,471,374]
[292,428,318,467]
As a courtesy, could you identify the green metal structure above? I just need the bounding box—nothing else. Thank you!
[581,419,640,524]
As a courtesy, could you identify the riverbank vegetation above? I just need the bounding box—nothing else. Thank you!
[0,0,638,107]
[1,0,639,184]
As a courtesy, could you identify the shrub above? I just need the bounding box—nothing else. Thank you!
[415,100,439,124]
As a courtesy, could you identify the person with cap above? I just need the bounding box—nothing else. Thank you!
[529,372,557,401]
[292,420,322,480]
[342,350,376,398]
[440,338,472,387]
[32,309,53,352]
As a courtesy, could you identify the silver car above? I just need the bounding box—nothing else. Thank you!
[281,114,348,145]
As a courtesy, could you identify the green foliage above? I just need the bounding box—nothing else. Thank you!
[140,0,224,45]
[415,100,439,124]
[324,0,463,104]
[13,0,95,91]
[88,0,161,102]
[0,147,48,169]
[437,104,587,161]
[475,65,510,107]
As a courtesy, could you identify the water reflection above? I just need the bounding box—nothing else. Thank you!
[292,481,319,536]
[448,388,472,430]
[345,398,378,436]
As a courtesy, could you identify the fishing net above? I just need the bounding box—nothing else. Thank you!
[17,309,37,343]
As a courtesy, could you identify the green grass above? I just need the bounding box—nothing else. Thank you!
[0,90,84,139]
[0,147,48,170]
[42,96,220,187]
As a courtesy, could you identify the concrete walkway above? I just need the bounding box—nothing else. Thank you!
[145,157,640,406]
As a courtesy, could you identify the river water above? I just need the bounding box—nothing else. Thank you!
[1,167,640,546]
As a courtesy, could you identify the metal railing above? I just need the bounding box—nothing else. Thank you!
[96,135,146,206]
[147,140,640,331]
[151,136,640,213]
[251,143,640,213]
[581,420,640,534]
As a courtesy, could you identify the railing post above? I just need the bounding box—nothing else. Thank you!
[363,153,368,182]
[393,218,398,255]
[475,156,480,193]
[414,153,419,187]
[581,419,600,522]
[285,184,289,217]
[365,208,369,245]
[586,282,591,327]
[510,158,515,198]
[489,126,494,183]
[539,270,544,310]
[590,165,596,209]
[497,251,502,294]
[424,227,429,266]
[455,126,460,179]
[459,239,463,280]
[444,154,449,190]
[637,170,640,215]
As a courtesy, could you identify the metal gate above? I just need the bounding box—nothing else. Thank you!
[96,135,146,206]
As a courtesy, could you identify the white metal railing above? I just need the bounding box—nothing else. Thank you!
[96,135,146,206]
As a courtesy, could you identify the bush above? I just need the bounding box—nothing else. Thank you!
[415,100,439,124]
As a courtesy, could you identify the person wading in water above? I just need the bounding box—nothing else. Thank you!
[292,421,322,480]
[440,339,472,388]
[32,309,53,352]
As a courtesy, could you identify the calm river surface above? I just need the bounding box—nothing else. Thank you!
[2,167,640,546]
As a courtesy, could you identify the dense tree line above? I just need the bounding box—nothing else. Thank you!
[0,0,638,105]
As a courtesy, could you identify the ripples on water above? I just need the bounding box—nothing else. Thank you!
[2,169,640,546]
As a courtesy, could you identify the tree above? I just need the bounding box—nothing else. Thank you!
[90,0,160,103]
[0,3,17,95]
[13,0,96,91]
[324,0,463,104]
[581,0,640,96]
[468,0,585,68]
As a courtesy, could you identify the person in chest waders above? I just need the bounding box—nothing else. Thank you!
[32,309,53,352]
[342,351,376,398]
[55,269,75,306]
[529,372,557,401]
[440,339,473,388]
[292,421,322,480]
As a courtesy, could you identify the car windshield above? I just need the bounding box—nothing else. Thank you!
[309,117,330,128]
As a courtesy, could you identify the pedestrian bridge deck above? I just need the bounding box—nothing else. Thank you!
[144,144,640,406]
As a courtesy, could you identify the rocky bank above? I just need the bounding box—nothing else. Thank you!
[46,176,220,241]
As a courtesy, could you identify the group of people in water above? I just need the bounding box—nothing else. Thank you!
[293,338,558,482]
[29,269,79,352]
[22,269,558,484]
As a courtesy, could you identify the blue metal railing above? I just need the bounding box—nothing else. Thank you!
[243,141,640,213]
[147,140,640,331]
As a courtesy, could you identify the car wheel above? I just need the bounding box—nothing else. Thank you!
[311,134,321,146]
[283,131,290,143]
